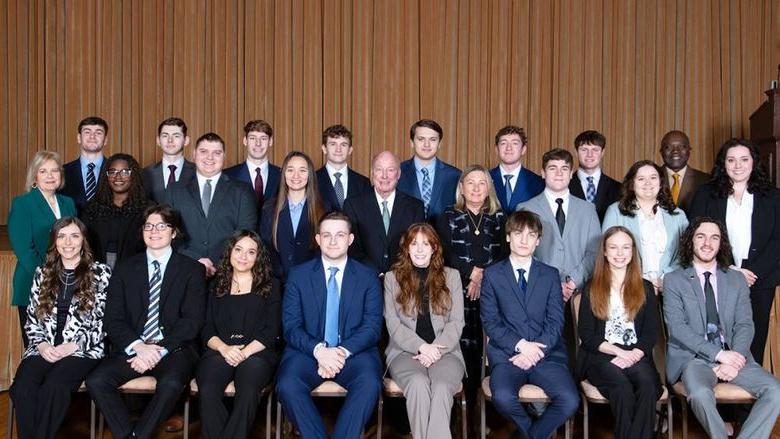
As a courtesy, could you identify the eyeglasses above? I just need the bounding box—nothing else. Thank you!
[143,223,172,232]
[106,169,133,178]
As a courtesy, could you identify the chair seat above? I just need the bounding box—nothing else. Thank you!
[118,376,157,393]
[481,377,550,402]
[673,381,755,401]
[312,380,347,396]
[383,377,464,397]
[581,380,669,403]
[190,379,236,396]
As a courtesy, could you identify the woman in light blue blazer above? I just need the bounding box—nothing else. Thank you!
[602,160,688,293]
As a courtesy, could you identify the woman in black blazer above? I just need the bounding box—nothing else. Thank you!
[577,226,661,439]
[689,138,780,363]
[195,230,280,439]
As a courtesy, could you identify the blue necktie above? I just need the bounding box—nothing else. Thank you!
[586,176,596,203]
[517,268,527,297]
[142,261,162,342]
[421,168,432,215]
[504,175,513,207]
[324,267,340,346]
[85,162,97,201]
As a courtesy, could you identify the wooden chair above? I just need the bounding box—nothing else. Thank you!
[95,376,158,439]
[185,379,275,439]
[570,292,673,438]
[671,381,755,438]
[6,381,96,439]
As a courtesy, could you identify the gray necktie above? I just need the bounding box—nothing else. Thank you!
[382,200,390,233]
[201,179,212,216]
[334,172,345,208]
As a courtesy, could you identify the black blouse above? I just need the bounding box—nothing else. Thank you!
[54,269,76,345]
[414,267,435,343]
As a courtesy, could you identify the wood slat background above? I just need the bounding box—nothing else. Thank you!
[1,0,780,223]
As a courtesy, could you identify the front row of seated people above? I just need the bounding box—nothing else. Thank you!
[9,206,780,439]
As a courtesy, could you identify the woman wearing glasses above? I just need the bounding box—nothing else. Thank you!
[81,153,150,268]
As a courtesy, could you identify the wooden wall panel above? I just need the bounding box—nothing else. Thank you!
[2,0,780,223]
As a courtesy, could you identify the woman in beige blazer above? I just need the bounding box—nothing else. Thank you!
[384,222,465,439]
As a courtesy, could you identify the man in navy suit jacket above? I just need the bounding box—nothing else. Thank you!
[223,120,281,210]
[489,125,544,212]
[61,116,108,210]
[315,124,372,210]
[142,117,197,203]
[397,119,461,222]
[480,211,579,439]
[276,211,383,439]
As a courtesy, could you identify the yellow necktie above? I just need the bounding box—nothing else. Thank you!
[671,173,681,205]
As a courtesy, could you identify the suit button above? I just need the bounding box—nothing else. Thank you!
[202,241,208,246]
[287,255,293,261]
[383,254,388,259]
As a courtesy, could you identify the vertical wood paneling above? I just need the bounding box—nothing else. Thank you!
[2,0,780,222]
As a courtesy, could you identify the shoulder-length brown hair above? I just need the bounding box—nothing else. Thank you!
[617,160,679,216]
[212,230,274,298]
[36,217,97,319]
[589,226,646,321]
[390,223,452,317]
[271,151,326,250]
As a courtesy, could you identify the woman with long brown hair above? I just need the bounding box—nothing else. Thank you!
[576,226,661,439]
[384,223,465,439]
[259,151,327,280]
[10,217,111,439]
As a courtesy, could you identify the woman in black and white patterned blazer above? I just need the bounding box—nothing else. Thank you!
[10,216,111,439]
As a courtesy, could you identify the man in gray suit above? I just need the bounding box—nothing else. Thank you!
[142,117,196,203]
[663,217,780,439]
[166,132,257,276]
[516,148,601,301]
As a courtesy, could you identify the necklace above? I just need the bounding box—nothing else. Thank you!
[467,209,484,236]
[59,270,76,287]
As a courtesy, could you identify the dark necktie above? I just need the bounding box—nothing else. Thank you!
[517,268,527,297]
[142,261,162,342]
[555,198,565,236]
[586,176,596,203]
[254,167,264,206]
[334,172,345,208]
[504,175,513,208]
[167,164,177,188]
[703,271,722,346]
[85,163,97,201]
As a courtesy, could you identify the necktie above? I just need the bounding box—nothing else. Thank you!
[85,163,97,201]
[703,271,722,346]
[167,164,177,188]
[586,176,596,203]
[381,200,390,233]
[142,261,162,342]
[421,168,432,215]
[202,179,212,217]
[671,173,681,205]
[334,172,345,208]
[324,267,340,347]
[517,268,527,297]
[504,175,513,207]
[254,167,264,207]
[555,198,565,236]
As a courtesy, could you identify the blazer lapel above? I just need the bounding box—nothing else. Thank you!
[500,259,527,312]
[684,266,706,329]
[524,259,541,308]
[338,260,356,334]
[186,177,207,218]
[510,168,528,208]
[206,175,231,223]
[159,253,180,310]
[135,256,152,329]
[31,189,56,222]
[715,269,732,338]
[296,201,311,238]
[310,260,327,337]
[370,196,389,240]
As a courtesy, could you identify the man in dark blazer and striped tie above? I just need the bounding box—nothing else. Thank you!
[567,130,621,222]
[489,125,545,212]
[60,116,108,211]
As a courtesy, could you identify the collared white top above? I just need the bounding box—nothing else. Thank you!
[577,168,602,195]
[605,286,638,346]
[637,208,667,279]
[726,191,753,267]
[196,172,221,204]
[244,159,269,188]
[543,189,570,217]
[162,156,185,187]
[375,189,396,214]
[499,163,523,194]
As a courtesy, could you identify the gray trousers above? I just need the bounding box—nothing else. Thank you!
[388,352,465,439]
[681,358,780,439]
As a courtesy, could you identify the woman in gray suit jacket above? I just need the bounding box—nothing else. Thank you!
[384,222,465,439]
[602,160,688,294]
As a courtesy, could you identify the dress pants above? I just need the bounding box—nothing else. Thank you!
[490,359,579,439]
[388,352,465,439]
[86,347,198,439]
[585,358,661,439]
[682,358,780,439]
[195,349,277,439]
[10,355,99,439]
[276,350,382,439]
[749,287,774,364]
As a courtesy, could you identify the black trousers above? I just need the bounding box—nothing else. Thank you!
[749,287,775,365]
[584,358,662,439]
[9,355,99,439]
[17,306,29,348]
[195,350,277,439]
[86,347,198,439]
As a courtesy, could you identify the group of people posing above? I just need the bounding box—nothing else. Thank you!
[6,115,780,439]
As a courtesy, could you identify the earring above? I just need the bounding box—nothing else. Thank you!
[32,182,37,188]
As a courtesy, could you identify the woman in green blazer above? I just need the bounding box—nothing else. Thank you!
[7,151,76,346]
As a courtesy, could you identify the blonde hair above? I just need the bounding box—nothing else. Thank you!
[453,164,501,215]
[25,151,64,192]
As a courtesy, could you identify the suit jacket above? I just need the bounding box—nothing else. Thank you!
[282,258,383,359]
[383,268,465,369]
[142,159,197,203]
[397,158,461,221]
[223,161,282,204]
[343,190,425,274]
[663,165,709,214]
[260,198,319,280]
[663,266,755,382]
[490,166,545,212]
[316,166,372,211]
[688,183,780,290]
[575,280,658,379]
[61,157,106,210]
[517,193,601,288]
[569,172,622,222]
[602,202,689,278]
[166,173,258,264]
[7,189,77,306]
[104,251,207,353]
[480,258,567,365]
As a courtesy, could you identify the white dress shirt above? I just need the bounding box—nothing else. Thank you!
[726,192,753,267]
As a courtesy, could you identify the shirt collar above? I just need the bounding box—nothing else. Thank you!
[146,247,173,267]
[544,188,570,203]
[288,197,305,210]
[375,189,396,204]
[322,256,348,274]
[666,165,688,179]
[245,159,268,173]
[162,156,185,169]
[499,163,522,179]
[196,172,221,186]
[577,168,601,181]
[325,163,348,178]
[413,156,437,172]
[81,155,104,168]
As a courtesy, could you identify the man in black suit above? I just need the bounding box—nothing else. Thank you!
[568,130,621,222]
[142,117,196,203]
[60,116,108,210]
[166,132,257,277]
[343,151,425,276]
[223,120,281,211]
[660,130,710,214]
[87,204,206,439]
[316,124,372,210]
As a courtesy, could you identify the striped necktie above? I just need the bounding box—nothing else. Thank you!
[334,172,345,208]
[142,260,163,342]
[85,163,97,201]
[421,168,432,214]
[586,176,596,203]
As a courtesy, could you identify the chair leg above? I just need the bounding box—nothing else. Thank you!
[98,412,104,439]
[276,400,282,439]
[7,399,14,439]
[479,391,486,439]
[666,400,673,439]
[565,417,572,439]
[680,397,688,439]
[460,393,467,439]
[265,391,273,439]
[182,396,190,439]
[90,400,96,439]
[376,396,383,439]
[582,399,589,439]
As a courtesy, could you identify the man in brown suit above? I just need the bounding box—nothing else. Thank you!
[660,130,710,214]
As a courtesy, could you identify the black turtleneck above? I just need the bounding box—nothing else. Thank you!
[414,266,436,343]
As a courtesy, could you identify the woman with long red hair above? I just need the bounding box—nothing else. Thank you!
[384,222,464,439]
[576,226,662,439]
